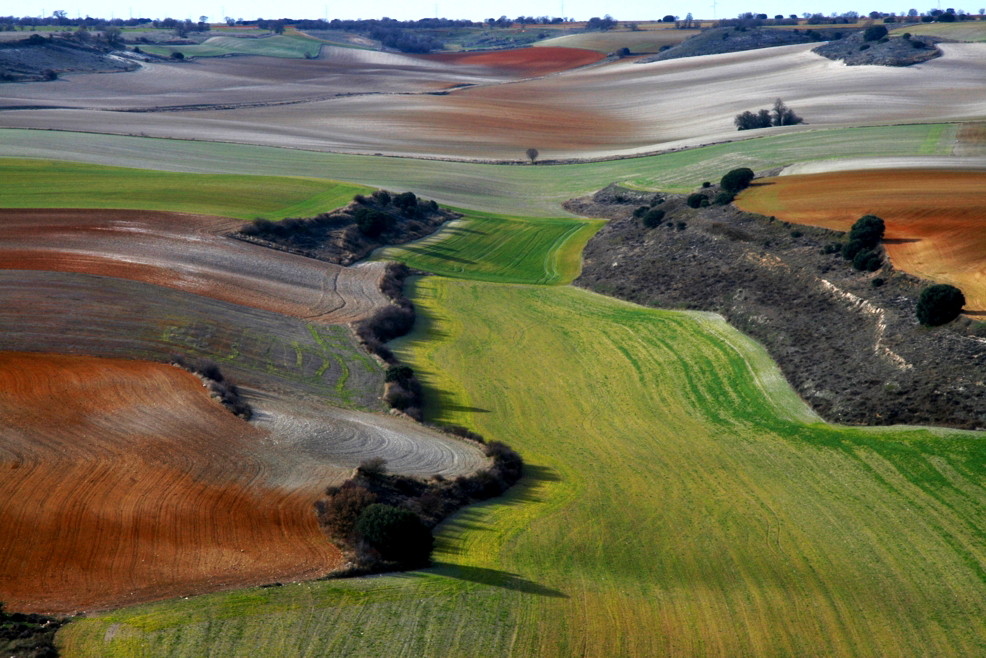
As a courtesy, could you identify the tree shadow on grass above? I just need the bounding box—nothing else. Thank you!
[425,562,568,598]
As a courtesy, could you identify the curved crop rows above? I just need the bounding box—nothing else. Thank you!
[735,169,986,310]
[1,43,984,159]
[0,352,343,614]
[375,210,602,284]
[0,208,389,324]
[59,277,986,656]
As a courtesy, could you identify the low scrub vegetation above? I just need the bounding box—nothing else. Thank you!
[355,263,423,418]
[316,441,523,572]
[236,190,456,266]
[169,355,252,419]
[0,602,64,657]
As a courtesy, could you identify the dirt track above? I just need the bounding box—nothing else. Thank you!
[0,208,387,324]
[735,169,986,311]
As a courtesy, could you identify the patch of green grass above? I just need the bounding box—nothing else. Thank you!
[58,278,986,656]
[0,123,960,216]
[374,210,603,284]
[0,159,369,219]
[140,33,323,58]
[891,21,986,42]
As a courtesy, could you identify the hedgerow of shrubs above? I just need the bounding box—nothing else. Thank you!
[315,440,524,572]
[169,355,252,419]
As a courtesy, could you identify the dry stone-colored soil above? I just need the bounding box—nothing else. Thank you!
[0,352,342,614]
[735,169,986,311]
[0,208,388,324]
[3,43,983,159]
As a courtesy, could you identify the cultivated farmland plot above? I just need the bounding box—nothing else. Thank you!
[0,26,985,656]
[2,42,985,159]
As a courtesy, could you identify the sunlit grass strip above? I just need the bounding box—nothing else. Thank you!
[0,123,959,216]
[140,33,323,59]
[0,159,369,219]
[375,210,603,285]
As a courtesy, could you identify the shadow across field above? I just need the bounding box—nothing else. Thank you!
[427,563,568,598]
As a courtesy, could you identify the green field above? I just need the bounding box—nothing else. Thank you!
[375,210,603,284]
[0,159,369,219]
[58,275,986,656]
[0,123,962,216]
[890,21,986,41]
[141,33,323,58]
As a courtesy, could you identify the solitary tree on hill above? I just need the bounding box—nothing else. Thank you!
[916,284,965,326]
[525,147,539,164]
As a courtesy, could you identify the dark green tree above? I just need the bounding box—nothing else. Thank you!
[916,284,965,326]
[355,503,433,567]
[642,208,665,228]
[719,168,755,194]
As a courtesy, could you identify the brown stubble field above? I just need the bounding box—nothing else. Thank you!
[0,208,388,324]
[2,43,985,159]
[0,352,343,614]
[735,169,986,311]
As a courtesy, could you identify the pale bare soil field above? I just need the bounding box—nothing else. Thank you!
[0,208,388,324]
[735,169,986,311]
[0,351,344,614]
[2,43,984,159]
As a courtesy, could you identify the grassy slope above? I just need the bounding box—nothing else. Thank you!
[57,169,986,654]
[374,210,603,285]
[141,33,323,58]
[0,159,369,219]
[58,275,986,656]
[0,123,958,216]
[891,22,986,41]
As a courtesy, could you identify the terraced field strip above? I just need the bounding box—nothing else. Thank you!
[0,159,369,219]
[59,276,986,656]
[0,123,959,216]
[735,169,986,310]
[375,210,603,284]
[141,33,324,58]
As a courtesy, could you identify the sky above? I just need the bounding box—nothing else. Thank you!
[9,0,959,22]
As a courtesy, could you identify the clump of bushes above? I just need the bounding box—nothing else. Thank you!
[841,214,885,270]
[315,440,524,572]
[641,208,666,228]
[687,193,710,208]
[735,99,803,131]
[169,355,252,419]
[916,284,965,326]
[719,167,755,195]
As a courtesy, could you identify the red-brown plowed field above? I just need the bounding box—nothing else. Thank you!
[735,169,986,311]
[423,46,604,77]
[0,208,387,324]
[0,352,343,614]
